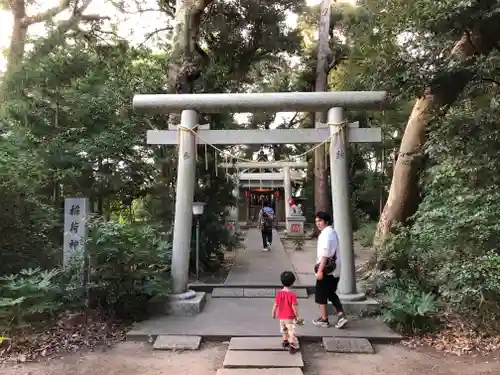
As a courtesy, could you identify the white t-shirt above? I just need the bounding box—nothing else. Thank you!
[316,226,341,277]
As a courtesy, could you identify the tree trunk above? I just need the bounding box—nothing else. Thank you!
[313,0,332,217]
[167,0,212,94]
[6,0,29,77]
[154,0,212,224]
[373,26,500,252]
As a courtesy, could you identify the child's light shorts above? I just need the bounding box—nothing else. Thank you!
[279,319,296,334]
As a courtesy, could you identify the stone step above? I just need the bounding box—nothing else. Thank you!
[217,369,303,375]
[153,335,201,350]
[212,288,308,298]
[322,337,374,353]
[223,350,304,368]
[229,337,300,351]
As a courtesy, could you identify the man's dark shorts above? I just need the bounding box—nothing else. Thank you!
[315,274,340,305]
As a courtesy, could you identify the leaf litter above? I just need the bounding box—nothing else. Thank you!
[0,311,127,364]
[402,316,500,356]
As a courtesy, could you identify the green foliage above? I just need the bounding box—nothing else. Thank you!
[86,218,171,319]
[0,268,62,329]
[293,238,305,251]
[378,103,500,332]
[353,221,377,248]
[0,219,173,328]
[0,131,60,276]
[382,285,438,334]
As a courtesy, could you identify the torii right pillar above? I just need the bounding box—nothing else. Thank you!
[328,107,364,301]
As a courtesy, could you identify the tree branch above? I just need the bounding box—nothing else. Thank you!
[122,8,163,14]
[138,26,174,47]
[287,112,299,128]
[29,0,105,60]
[23,0,72,26]
[80,14,109,21]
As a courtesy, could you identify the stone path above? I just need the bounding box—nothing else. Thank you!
[224,228,301,286]
[212,287,309,298]
[129,226,401,365]
[221,337,304,374]
[284,238,318,285]
[127,297,401,340]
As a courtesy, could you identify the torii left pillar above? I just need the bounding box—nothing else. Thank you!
[171,110,197,295]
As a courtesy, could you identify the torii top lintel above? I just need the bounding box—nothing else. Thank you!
[133,91,387,113]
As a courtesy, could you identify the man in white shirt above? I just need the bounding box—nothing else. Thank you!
[312,211,348,328]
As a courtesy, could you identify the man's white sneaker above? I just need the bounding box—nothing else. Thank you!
[312,317,329,328]
[335,316,348,329]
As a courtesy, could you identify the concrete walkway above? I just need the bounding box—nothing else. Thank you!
[224,228,300,286]
[128,297,401,341]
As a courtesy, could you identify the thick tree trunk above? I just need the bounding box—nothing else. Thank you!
[167,0,212,93]
[6,0,29,76]
[373,26,500,252]
[313,0,332,217]
[154,0,212,224]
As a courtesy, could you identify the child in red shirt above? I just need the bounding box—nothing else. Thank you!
[272,271,301,353]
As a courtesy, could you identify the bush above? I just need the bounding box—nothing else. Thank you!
[86,218,172,320]
[0,132,60,276]
[0,219,173,330]
[436,251,500,329]
[192,208,231,271]
[354,221,377,248]
[0,268,62,329]
[381,284,438,334]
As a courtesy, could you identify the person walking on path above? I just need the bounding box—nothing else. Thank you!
[272,271,302,354]
[258,199,275,251]
[312,211,348,329]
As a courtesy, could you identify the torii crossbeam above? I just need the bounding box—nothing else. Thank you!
[133,91,386,301]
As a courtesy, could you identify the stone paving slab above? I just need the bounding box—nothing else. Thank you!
[217,369,303,375]
[127,298,402,341]
[153,335,201,350]
[223,350,304,368]
[322,337,374,353]
[225,229,300,286]
[229,337,300,351]
[212,288,245,297]
[243,288,276,297]
[211,288,308,299]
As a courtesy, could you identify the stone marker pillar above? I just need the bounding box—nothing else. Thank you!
[63,197,90,267]
[171,110,197,295]
[287,215,306,237]
[328,107,363,300]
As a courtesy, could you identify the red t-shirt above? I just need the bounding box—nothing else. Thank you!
[275,289,297,319]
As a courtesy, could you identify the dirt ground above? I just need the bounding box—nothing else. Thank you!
[303,342,499,375]
[2,341,499,375]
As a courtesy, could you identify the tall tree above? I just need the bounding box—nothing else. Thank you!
[372,0,500,248]
[313,0,332,217]
[1,0,106,102]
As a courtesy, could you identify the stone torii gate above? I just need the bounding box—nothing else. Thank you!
[219,160,308,233]
[133,91,385,307]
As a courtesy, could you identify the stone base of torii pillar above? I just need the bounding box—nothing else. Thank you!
[148,289,207,316]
